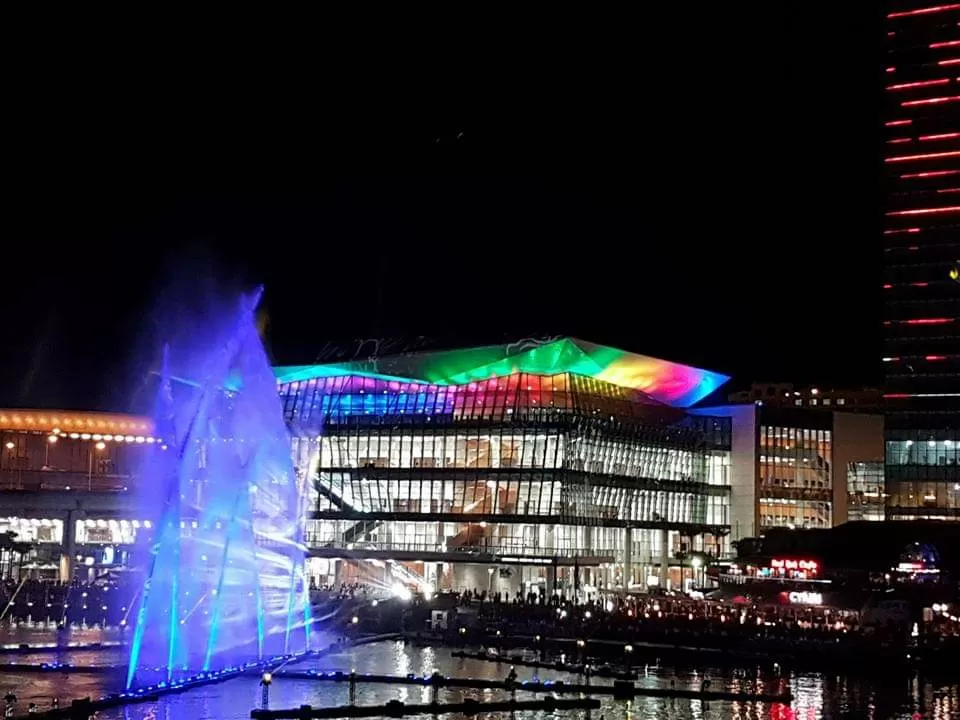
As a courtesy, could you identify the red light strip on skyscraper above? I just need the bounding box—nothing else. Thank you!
[886,150,960,162]
[939,187,960,193]
[911,282,930,287]
[926,355,947,361]
[902,96,960,107]
[886,206,960,215]
[930,40,960,49]
[888,5,960,18]
[919,132,960,141]
[886,119,912,126]
[883,228,921,234]
[900,169,960,178]
[887,66,897,73]
[887,79,951,91]
[939,59,960,66]
[902,318,954,324]
[887,138,912,144]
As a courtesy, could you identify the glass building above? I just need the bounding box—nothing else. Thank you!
[847,460,886,522]
[758,412,833,530]
[883,4,960,520]
[276,338,733,596]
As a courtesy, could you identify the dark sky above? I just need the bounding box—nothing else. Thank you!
[2,7,884,412]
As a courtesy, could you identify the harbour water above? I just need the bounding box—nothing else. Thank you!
[0,633,955,719]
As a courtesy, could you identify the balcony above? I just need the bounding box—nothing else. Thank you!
[302,535,616,566]
[0,470,133,493]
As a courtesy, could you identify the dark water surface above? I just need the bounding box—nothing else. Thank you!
[0,633,954,720]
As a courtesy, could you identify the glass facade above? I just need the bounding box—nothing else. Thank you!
[847,461,886,522]
[885,430,960,519]
[758,423,833,529]
[277,348,733,591]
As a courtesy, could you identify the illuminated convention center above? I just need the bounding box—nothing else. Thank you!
[277,337,734,597]
[0,338,735,609]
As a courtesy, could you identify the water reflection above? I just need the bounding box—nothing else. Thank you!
[0,640,952,719]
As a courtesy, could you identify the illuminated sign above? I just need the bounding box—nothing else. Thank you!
[788,591,822,605]
[771,558,819,573]
[896,562,940,574]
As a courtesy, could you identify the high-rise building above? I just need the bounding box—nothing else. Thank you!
[883,3,960,519]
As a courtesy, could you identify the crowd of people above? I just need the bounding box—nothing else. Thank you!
[431,587,960,656]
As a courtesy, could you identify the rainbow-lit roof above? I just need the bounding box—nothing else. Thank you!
[274,338,729,408]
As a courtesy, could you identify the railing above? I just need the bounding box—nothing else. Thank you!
[304,536,620,559]
[0,470,134,493]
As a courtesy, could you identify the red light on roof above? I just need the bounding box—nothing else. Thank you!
[887,138,912,144]
[903,318,953,324]
[886,150,960,162]
[939,59,960,66]
[883,228,921,234]
[926,355,946,361]
[884,283,893,289]
[883,393,911,399]
[887,66,897,73]
[900,169,960,178]
[886,206,960,215]
[888,4,960,18]
[910,282,930,287]
[887,79,951,91]
[885,119,912,126]
[919,132,960,141]
[902,96,960,107]
[930,40,960,49]
[939,187,960,193]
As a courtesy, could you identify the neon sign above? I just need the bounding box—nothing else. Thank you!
[771,558,819,574]
[788,591,823,605]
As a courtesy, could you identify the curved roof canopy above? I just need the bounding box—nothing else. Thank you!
[274,337,729,408]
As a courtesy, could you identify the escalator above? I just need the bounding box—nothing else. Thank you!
[315,473,382,547]
[446,523,486,552]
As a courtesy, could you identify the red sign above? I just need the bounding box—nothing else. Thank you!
[770,558,819,574]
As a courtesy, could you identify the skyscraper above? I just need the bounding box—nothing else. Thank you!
[883,3,960,519]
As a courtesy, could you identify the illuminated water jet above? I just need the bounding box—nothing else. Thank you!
[126,287,311,688]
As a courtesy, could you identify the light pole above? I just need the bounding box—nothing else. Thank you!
[487,566,495,594]
[4,440,15,490]
[45,434,58,466]
[88,441,106,491]
[691,556,702,590]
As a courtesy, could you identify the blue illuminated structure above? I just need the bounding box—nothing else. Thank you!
[126,288,311,689]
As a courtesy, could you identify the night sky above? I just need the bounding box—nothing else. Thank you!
[2,7,884,412]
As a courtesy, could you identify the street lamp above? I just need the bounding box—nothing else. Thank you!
[45,434,58,466]
[691,556,702,589]
[88,441,107,490]
[487,566,495,593]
